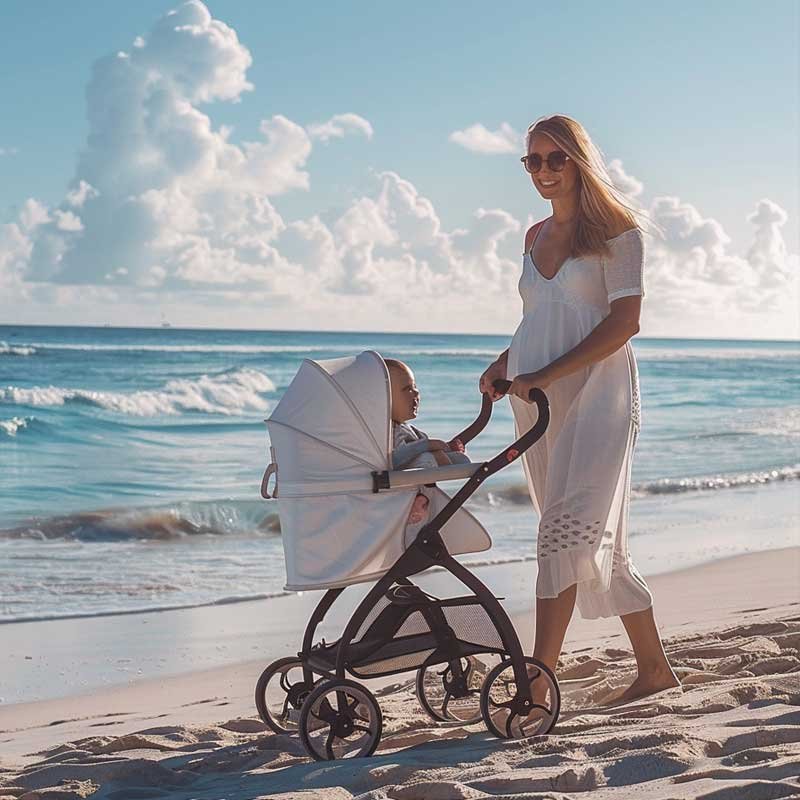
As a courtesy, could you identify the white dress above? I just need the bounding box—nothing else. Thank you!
[506,223,653,620]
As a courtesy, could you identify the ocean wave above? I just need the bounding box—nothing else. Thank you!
[0,341,36,356]
[25,341,340,354]
[0,501,281,542]
[477,464,800,506]
[636,345,800,361]
[7,337,800,362]
[0,416,31,437]
[0,367,275,417]
[20,341,504,358]
[631,465,800,496]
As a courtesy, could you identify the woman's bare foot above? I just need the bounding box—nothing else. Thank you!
[599,667,681,707]
[518,664,556,730]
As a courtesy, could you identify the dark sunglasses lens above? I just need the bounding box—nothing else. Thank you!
[525,154,542,172]
[548,152,567,171]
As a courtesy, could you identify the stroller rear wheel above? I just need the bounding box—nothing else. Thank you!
[255,656,321,735]
[480,656,560,739]
[299,678,382,760]
[416,655,498,724]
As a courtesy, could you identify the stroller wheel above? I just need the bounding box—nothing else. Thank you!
[480,656,560,739]
[416,655,499,724]
[255,657,320,735]
[299,679,382,761]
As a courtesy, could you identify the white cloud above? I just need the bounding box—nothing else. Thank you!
[54,210,84,232]
[307,113,374,143]
[0,2,795,339]
[0,147,19,157]
[640,193,798,336]
[608,158,644,198]
[449,122,522,154]
[66,181,99,208]
[15,1,305,290]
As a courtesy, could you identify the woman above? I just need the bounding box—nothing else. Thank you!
[480,114,679,705]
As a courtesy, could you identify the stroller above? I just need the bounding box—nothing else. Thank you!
[256,351,559,760]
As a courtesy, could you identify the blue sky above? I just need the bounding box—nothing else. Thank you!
[0,0,797,338]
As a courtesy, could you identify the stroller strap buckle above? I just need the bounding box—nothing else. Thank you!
[371,470,390,493]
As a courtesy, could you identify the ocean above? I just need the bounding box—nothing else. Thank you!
[1,325,798,624]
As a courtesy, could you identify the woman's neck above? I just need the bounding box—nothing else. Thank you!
[551,192,580,226]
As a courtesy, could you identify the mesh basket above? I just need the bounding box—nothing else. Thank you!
[344,592,506,678]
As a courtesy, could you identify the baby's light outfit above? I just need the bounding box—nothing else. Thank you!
[392,422,471,470]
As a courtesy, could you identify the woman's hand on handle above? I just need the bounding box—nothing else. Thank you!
[479,357,508,402]
[508,369,554,403]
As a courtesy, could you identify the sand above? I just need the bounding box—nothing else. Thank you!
[1,547,799,799]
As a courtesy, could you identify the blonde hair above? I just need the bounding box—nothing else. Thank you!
[526,114,661,258]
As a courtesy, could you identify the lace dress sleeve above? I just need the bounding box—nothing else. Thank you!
[603,228,646,303]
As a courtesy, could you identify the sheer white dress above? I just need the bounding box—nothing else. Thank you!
[506,223,653,620]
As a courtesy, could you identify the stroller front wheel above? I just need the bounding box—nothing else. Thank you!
[255,656,321,735]
[299,678,382,761]
[480,656,560,739]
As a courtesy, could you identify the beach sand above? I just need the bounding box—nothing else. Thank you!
[2,547,799,799]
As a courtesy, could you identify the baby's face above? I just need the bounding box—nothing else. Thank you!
[390,363,420,423]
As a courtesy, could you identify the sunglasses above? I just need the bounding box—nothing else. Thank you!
[520,150,569,174]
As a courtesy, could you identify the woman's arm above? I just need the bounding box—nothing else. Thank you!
[509,296,640,398]
[479,348,510,400]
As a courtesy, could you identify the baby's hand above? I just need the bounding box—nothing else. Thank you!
[426,439,449,452]
[447,438,464,453]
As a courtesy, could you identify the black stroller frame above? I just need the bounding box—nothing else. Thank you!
[256,381,559,760]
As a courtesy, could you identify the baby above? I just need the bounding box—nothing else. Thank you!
[386,358,470,524]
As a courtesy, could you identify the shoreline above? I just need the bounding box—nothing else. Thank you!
[2,490,797,706]
[2,547,798,759]
[2,477,797,628]
[1,546,798,799]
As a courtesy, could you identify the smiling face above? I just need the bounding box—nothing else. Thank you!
[388,361,420,423]
[527,132,581,199]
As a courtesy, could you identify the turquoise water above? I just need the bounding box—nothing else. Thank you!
[1,325,798,622]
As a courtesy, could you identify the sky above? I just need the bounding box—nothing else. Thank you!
[0,0,797,339]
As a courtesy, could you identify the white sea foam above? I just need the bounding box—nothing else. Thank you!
[0,368,275,417]
[0,416,29,436]
[1,500,280,542]
[27,341,338,354]
[479,463,800,506]
[22,341,504,358]
[631,464,800,496]
[636,344,800,361]
[0,341,36,356]
[14,339,799,363]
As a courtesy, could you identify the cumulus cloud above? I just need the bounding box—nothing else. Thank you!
[608,158,644,198]
[449,122,522,154]
[307,113,374,143]
[275,170,521,304]
[641,193,797,334]
[0,1,795,338]
[15,1,310,291]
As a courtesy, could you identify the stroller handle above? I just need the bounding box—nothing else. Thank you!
[452,379,545,446]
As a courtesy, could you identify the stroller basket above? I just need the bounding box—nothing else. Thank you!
[307,588,506,679]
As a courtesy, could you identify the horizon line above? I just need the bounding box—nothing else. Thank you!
[0,322,798,344]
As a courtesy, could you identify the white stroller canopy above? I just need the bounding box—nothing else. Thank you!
[266,351,492,591]
[268,351,391,479]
